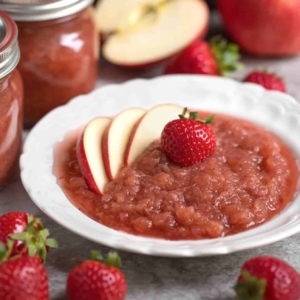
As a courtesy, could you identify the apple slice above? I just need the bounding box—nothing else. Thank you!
[102,108,146,181]
[96,0,209,67]
[124,103,183,165]
[76,117,111,195]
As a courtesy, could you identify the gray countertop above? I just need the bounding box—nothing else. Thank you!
[1,15,300,300]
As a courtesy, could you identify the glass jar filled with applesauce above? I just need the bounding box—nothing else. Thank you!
[0,0,99,127]
[0,11,23,189]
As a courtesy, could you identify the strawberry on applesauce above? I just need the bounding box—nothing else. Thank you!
[54,107,299,240]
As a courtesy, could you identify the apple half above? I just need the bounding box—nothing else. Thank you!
[102,107,146,181]
[95,0,209,68]
[124,103,183,165]
[76,117,111,195]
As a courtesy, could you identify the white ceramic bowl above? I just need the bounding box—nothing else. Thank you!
[20,75,300,257]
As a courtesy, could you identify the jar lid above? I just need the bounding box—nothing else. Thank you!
[0,0,94,21]
[0,11,19,78]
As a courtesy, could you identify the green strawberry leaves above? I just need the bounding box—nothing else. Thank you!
[234,271,266,300]
[9,215,58,262]
[210,35,244,76]
[90,250,122,268]
[0,240,15,263]
[179,107,215,124]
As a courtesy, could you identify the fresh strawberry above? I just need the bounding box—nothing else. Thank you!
[234,256,300,300]
[164,36,243,76]
[67,251,127,300]
[0,211,58,261]
[0,241,49,300]
[243,70,286,92]
[161,108,216,167]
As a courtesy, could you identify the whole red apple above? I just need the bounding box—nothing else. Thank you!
[217,0,300,56]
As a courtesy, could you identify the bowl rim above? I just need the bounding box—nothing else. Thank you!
[20,75,300,257]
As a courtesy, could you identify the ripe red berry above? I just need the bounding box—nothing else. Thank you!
[0,242,49,300]
[235,256,300,300]
[243,70,286,92]
[0,211,58,261]
[161,108,216,167]
[67,251,127,300]
[164,36,243,76]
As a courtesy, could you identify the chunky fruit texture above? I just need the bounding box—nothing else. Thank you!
[55,113,299,240]
[161,108,216,167]
[235,256,300,300]
[244,71,286,92]
[67,251,127,300]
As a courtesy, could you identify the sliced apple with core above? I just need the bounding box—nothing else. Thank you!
[124,103,183,165]
[76,117,111,196]
[102,108,146,181]
[95,0,209,68]
[95,0,163,34]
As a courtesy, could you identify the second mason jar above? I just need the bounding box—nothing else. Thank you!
[0,0,99,127]
[0,11,23,189]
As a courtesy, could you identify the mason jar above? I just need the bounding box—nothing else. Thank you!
[0,11,23,189]
[0,0,99,127]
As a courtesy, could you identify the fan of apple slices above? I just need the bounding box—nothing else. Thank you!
[94,0,209,67]
[76,104,183,195]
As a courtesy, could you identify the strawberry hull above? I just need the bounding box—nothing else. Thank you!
[235,256,300,300]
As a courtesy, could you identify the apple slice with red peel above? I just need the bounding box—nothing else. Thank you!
[102,108,146,181]
[76,117,111,196]
[124,103,183,165]
[96,0,209,68]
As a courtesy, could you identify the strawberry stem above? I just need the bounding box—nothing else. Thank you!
[0,242,7,263]
[0,240,14,263]
[9,216,59,262]
[105,251,122,268]
[178,107,188,119]
[90,250,122,268]
[198,114,215,124]
[234,271,266,300]
[178,107,215,124]
[189,112,198,120]
[91,250,103,261]
[210,35,244,76]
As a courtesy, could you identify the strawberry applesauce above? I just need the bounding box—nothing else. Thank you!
[54,113,299,240]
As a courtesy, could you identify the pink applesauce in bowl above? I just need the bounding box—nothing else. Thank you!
[53,112,299,240]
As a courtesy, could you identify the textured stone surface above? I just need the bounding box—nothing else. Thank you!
[1,13,300,300]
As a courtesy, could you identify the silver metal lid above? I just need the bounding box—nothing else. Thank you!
[0,11,20,78]
[0,0,94,21]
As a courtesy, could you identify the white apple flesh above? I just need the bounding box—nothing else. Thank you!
[95,0,160,34]
[95,0,209,67]
[124,103,183,166]
[102,108,146,181]
[76,117,111,196]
